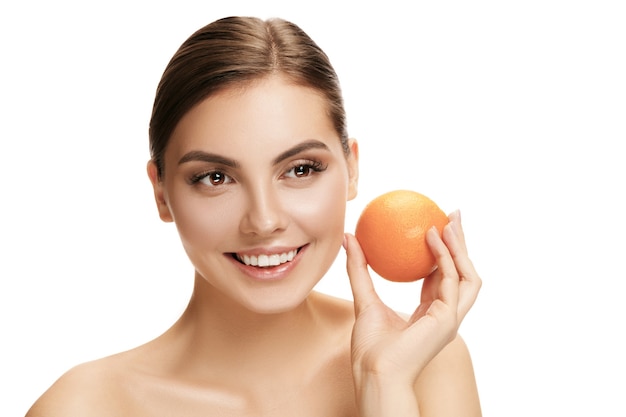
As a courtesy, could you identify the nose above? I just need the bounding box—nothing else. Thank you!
[239,185,290,236]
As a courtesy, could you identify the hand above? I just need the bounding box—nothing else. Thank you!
[344,210,481,389]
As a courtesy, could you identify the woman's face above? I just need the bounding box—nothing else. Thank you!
[148,75,358,314]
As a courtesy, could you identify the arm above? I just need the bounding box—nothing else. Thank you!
[353,335,480,417]
[344,210,482,416]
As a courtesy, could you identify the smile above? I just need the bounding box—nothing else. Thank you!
[235,248,299,268]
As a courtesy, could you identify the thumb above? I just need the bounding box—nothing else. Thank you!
[344,233,381,314]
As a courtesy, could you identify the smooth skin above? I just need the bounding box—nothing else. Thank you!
[26,75,481,417]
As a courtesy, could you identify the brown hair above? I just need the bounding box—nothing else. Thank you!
[149,16,349,178]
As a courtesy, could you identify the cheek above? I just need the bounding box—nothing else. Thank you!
[168,192,240,250]
[287,174,348,235]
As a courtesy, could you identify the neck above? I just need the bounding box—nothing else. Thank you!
[188,272,319,333]
[163,273,323,380]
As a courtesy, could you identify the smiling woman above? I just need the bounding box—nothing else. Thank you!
[150,75,356,314]
[25,16,482,417]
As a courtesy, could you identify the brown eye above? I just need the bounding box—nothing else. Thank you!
[284,160,327,179]
[192,170,232,187]
[293,165,311,177]
[205,172,225,185]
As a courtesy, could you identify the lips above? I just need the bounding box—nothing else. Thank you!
[234,248,299,268]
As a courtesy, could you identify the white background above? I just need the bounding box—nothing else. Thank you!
[1,1,625,415]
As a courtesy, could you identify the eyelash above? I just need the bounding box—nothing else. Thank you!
[284,159,328,178]
[188,159,328,186]
[189,170,230,186]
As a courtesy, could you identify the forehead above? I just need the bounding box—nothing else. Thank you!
[166,75,341,160]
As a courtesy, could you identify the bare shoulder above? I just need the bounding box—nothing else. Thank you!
[309,291,355,326]
[25,354,131,417]
[415,334,482,417]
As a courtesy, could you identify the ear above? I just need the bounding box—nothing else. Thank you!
[147,160,173,223]
[346,138,359,201]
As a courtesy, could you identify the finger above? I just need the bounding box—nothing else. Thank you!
[441,220,482,321]
[406,263,443,324]
[426,225,459,311]
[343,233,382,315]
[447,209,467,253]
[420,266,442,304]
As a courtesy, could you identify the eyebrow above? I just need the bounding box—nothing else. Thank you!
[178,139,330,167]
[178,151,240,168]
[272,140,330,165]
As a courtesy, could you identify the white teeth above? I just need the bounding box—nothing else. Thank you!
[237,249,297,267]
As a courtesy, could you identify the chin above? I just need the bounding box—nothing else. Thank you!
[239,290,313,316]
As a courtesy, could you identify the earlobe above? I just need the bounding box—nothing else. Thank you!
[347,139,359,201]
[147,160,173,223]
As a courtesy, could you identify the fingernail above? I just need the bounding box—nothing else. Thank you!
[450,210,462,235]
[342,233,348,250]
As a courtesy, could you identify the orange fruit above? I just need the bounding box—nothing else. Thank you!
[354,190,449,282]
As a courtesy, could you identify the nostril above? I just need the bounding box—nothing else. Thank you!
[239,196,290,236]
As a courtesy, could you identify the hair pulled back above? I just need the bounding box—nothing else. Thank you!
[149,16,349,178]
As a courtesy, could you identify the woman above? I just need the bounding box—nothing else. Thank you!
[26,16,482,416]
